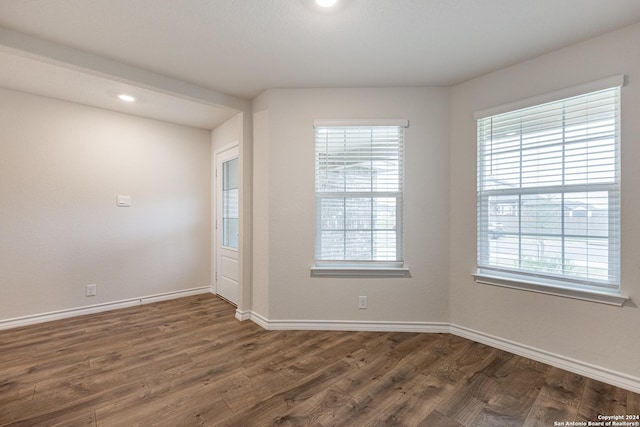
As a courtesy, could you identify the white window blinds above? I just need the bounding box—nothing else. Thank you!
[477,85,621,292]
[315,124,404,264]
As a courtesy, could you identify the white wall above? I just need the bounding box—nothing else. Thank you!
[211,112,242,153]
[0,88,212,320]
[252,102,270,318]
[449,23,640,378]
[252,88,450,322]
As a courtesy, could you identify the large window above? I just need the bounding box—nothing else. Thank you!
[476,82,622,299]
[314,122,405,268]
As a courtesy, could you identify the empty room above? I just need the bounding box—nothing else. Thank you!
[1,1,639,425]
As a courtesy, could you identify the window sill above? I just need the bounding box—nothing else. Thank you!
[472,272,628,306]
[311,266,411,278]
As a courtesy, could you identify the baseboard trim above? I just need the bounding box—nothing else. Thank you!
[239,311,639,394]
[449,324,640,394]
[240,311,449,333]
[265,319,450,333]
[0,286,213,331]
[140,287,213,305]
[235,309,253,322]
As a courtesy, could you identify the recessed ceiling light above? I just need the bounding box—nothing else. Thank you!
[315,0,338,7]
[117,94,136,102]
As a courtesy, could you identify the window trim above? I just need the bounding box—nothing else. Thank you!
[474,75,625,120]
[473,271,627,306]
[314,119,409,128]
[312,119,409,277]
[475,77,626,302]
[312,265,411,278]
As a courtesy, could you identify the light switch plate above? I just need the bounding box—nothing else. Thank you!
[86,284,97,297]
[116,195,131,207]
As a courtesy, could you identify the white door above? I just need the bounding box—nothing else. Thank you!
[216,146,239,305]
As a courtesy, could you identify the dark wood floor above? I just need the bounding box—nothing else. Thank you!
[0,294,638,426]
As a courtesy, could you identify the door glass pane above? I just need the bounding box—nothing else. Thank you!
[222,157,238,249]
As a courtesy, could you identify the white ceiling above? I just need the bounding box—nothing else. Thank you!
[0,49,238,130]
[1,0,639,128]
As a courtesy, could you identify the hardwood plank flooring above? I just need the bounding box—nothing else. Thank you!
[0,294,638,426]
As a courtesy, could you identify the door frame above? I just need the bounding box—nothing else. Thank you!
[213,143,239,302]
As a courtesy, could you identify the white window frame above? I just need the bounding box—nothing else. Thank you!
[473,76,628,306]
[311,119,410,278]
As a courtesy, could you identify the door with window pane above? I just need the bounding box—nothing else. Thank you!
[216,146,239,305]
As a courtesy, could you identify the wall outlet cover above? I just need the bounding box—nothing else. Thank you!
[358,296,367,309]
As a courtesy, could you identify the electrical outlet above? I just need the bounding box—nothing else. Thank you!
[358,296,367,309]
[86,284,97,297]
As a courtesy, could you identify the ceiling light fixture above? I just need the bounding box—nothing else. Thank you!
[117,94,136,102]
[315,0,338,7]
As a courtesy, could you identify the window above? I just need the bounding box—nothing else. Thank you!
[222,157,239,249]
[313,120,407,275]
[476,79,624,303]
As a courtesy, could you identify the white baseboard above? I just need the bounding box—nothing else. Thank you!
[266,319,450,333]
[239,311,450,333]
[0,286,213,331]
[235,309,253,322]
[237,310,639,394]
[449,324,640,394]
[140,287,213,304]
